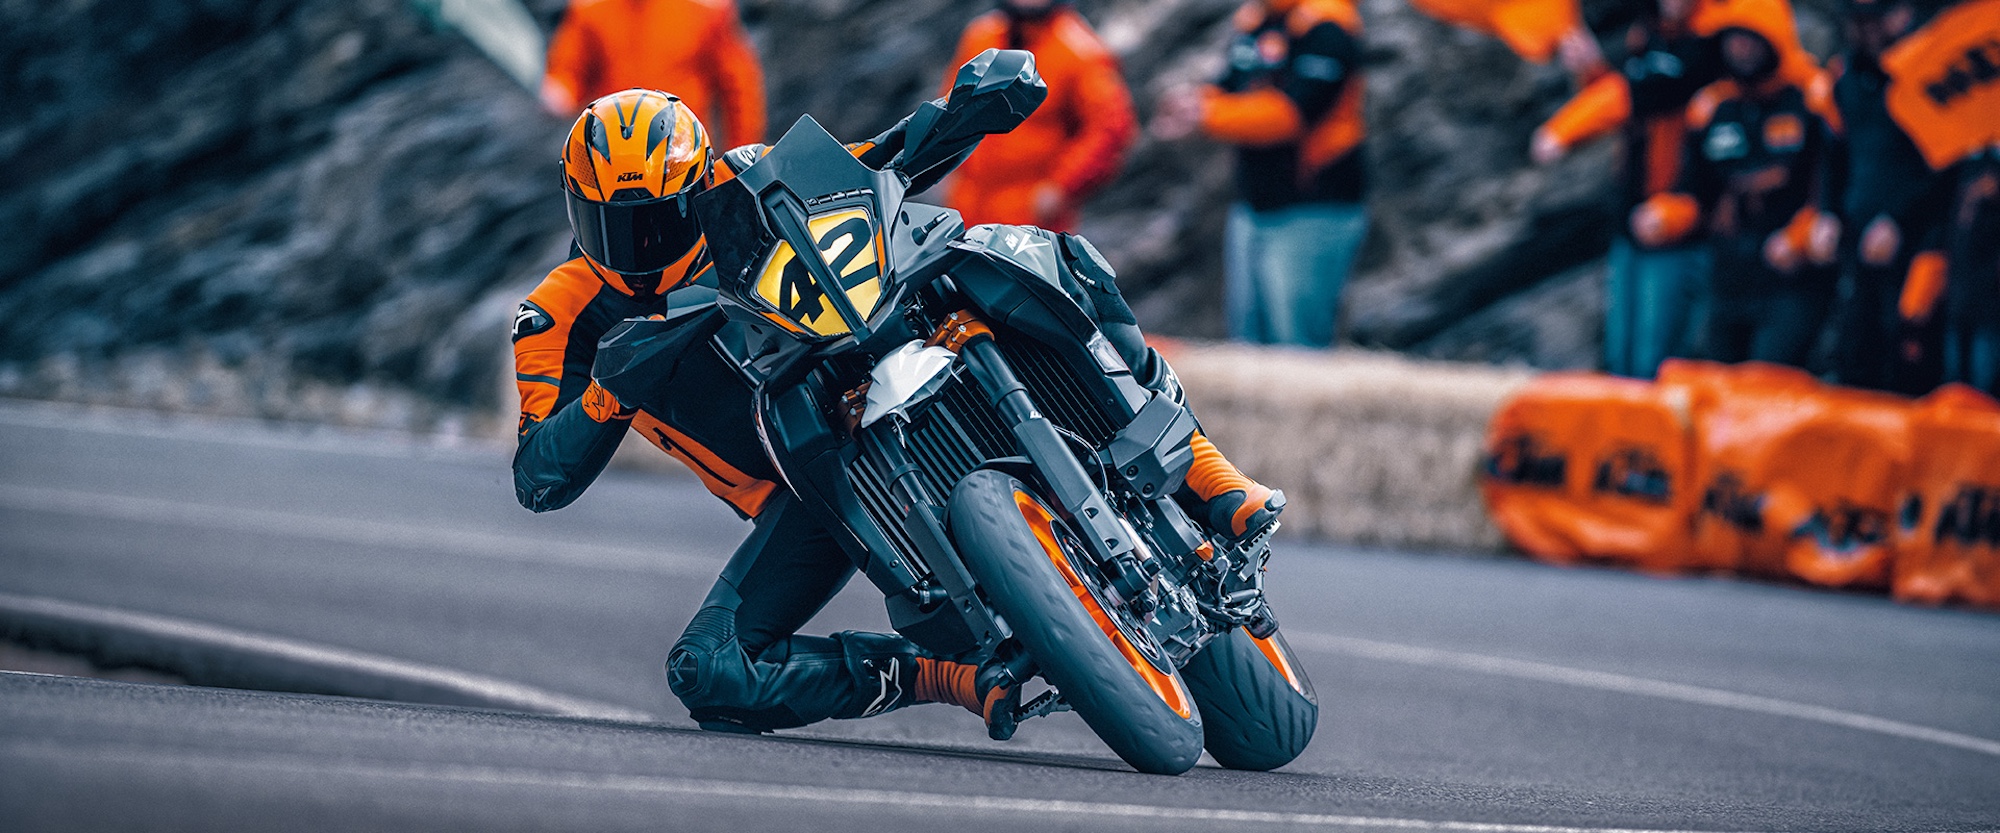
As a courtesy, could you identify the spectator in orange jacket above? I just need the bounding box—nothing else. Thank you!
[940,0,1137,232]
[1533,0,1722,378]
[541,0,767,148]
[1155,0,1369,349]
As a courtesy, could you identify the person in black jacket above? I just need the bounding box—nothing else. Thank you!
[1533,0,1723,378]
[1817,0,1954,394]
[1154,0,1369,349]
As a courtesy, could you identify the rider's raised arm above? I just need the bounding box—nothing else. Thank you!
[511,265,637,513]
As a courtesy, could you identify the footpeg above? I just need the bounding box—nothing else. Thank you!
[1014,690,1071,723]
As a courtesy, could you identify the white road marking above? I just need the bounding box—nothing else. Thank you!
[0,596,651,722]
[0,484,717,577]
[1,740,1788,833]
[1288,630,2000,759]
[0,398,501,462]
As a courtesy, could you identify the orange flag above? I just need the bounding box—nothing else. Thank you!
[1882,0,2000,170]
[1406,0,1583,63]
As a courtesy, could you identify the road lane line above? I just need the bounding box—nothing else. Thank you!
[0,594,652,722]
[0,740,1783,833]
[0,398,503,462]
[0,484,717,577]
[1288,630,2000,759]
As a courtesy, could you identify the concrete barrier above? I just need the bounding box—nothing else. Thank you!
[1165,342,1535,552]
[607,340,1535,552]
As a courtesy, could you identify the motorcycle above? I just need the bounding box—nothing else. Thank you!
[594,50,1316,775]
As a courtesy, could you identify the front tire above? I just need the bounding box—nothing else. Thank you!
[947,469,1204,775]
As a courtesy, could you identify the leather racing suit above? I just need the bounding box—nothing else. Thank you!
[512,130,1177,734]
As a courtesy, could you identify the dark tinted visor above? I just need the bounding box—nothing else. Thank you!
[565,189,705,275]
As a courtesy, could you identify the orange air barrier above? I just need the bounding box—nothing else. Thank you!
[1671,362,1911,586]
[1481,373,1696,568]
[1894,386,2000,609]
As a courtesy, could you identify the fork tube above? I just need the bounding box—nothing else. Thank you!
[959,338,1133,565]
[858,422,933,510]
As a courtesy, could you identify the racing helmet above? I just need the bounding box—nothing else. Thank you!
[560,89,712,282]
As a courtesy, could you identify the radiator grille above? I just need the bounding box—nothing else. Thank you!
[997,338,1119,447]
[843,337,1125,576]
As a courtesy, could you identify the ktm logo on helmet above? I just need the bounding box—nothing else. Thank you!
[616,171,644,183]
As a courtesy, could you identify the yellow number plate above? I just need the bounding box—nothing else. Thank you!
[754,208,883,337]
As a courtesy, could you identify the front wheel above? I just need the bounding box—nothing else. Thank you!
[947,470,1204,775]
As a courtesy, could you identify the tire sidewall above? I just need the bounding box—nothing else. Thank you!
[947,469,1204,775]
[1179,626,1319,771]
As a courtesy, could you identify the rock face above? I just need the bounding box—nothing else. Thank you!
[0,0,568,430]
[0,0,1840,427]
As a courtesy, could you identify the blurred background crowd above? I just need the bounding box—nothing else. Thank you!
[0,0,1994,431]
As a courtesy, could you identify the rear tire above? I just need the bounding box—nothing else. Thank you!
[947,469,1204,775]
[1180,626,1318,771]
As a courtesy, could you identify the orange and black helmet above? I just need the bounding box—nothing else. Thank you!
[560,89,712,278]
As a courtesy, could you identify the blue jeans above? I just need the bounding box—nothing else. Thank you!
[1945,321,2000,395]
[1225,202,1368,348]
[1604,238,1709,377]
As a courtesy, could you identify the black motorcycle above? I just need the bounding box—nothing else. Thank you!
[596,50,1315,775]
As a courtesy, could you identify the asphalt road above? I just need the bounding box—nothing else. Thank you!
[2,400,1997,832]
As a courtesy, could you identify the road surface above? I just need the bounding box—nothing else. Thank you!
[2,401,1996,831]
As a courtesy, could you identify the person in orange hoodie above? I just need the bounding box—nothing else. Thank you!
[1533,0,1723,378]
[541,0,767,148]
[1155,0,1369,349]
[939,0,1137,232]
[1629,0,1837,368]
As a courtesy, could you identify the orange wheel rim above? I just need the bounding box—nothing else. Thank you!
[1014,490,1194,720]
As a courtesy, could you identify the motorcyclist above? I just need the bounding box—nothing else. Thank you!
[513,88,1284,737]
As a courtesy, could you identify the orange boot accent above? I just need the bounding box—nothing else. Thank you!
[1188,431,1278,538]
[914,657,1016,732]
[914,657,987,716]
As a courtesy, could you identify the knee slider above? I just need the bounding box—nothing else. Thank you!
[1060,233,1136,326]
[667,604,738,702]
[1137,347,1187,408]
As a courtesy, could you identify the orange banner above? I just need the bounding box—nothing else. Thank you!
[1882,0,2000,170]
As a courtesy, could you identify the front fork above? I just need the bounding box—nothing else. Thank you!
[958,335,1258,662]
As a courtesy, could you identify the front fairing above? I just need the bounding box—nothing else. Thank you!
[696,116,916,358]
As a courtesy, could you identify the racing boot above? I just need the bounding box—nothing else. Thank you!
[1186,431,1285,544]
[914,657,1021,740]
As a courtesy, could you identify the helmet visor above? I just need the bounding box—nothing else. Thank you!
[566,189,705,275]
